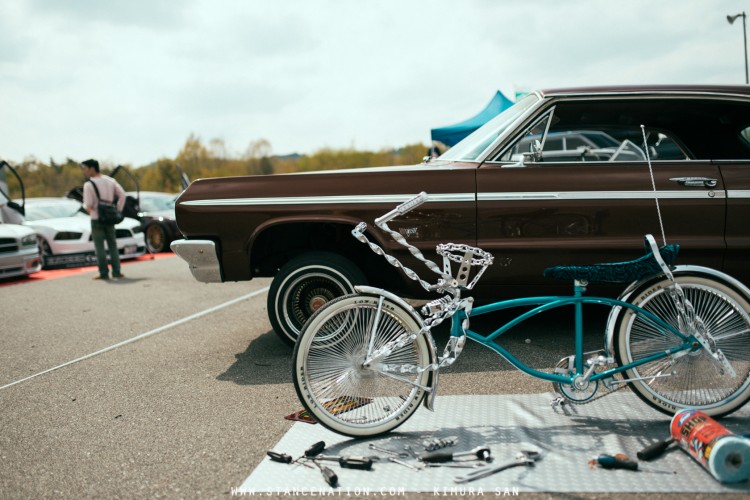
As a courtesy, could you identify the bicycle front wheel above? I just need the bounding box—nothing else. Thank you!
[292,294,432,437]
[615,275,750,417]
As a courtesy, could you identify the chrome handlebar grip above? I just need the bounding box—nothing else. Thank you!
[352,222,368,243]
[375,191,428,226]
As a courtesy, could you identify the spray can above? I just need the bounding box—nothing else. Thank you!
[670,409,750,483]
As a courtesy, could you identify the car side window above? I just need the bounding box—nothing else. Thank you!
[741,126,750,147]
[491,99,702,164]
[498,112,554,162]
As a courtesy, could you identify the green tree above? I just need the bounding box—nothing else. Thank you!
[7,136,429,198]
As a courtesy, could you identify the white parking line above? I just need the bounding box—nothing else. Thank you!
[0,286,270,391]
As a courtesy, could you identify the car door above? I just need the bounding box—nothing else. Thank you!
[473,97,727,289]
[716,160,750,282]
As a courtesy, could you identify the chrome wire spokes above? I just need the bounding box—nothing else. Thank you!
[304,301,425,427]
[627,284,750,407]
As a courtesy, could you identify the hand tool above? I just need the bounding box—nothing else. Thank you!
[425,462,485,469]
[266,451,293,464]
[304,440,326,458]
[311,460,338,487]
[388,457,423,471]
[590,454,675,474]
[591,453,638,470]
[453,450,540,484]
[315,455,374,470]
[637,437,674,461]
[368,443,410,458]
[420,446,491,463]
[422,436,458,451]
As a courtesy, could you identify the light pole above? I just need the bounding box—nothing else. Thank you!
[727,12,748,84]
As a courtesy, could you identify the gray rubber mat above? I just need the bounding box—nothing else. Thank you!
[239,392,750,494]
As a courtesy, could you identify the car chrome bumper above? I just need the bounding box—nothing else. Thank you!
[170,239,222,283]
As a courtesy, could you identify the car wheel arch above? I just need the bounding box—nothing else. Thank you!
[247,218,389,278]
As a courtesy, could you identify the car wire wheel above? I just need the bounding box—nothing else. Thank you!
[268,252,367,346]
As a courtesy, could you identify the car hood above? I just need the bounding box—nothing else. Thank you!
[0,223,37,238]
[25,215,141,231]
[140,209,175,220]
[177,161,469,205]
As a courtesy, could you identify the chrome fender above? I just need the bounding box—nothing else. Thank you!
[604,265,750,357]
[354,285,439,410]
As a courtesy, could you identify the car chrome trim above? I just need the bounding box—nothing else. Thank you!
[478,190,727,201]
[179,189,742,208]
[180,193,475,207]
[170,239,222,283]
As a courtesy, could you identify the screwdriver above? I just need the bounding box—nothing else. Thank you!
[266,451,293,464]
[420,446,491,463]
[637,437,674,461]
[311,460,338,487]
[592,454,638,471]
[590,454,675,474]
[305,441,326,458]
[315,455,374,470]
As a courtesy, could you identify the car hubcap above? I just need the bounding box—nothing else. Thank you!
[283,273,350,336]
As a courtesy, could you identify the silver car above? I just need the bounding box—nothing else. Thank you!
[0,222,42,279]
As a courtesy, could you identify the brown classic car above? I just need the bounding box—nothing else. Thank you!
[172,85,750,345]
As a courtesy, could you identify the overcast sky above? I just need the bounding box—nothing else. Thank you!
[1,0,748,166]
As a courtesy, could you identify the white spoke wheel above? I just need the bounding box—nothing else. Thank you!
[615,275,750,417]
[293,294,431,437]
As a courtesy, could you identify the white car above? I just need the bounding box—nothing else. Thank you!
[0,222,42,279]
[23,197,146,269]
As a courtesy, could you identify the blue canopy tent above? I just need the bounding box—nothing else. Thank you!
[431,91,514,147]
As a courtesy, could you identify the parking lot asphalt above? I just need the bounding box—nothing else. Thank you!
[1,256,741,499]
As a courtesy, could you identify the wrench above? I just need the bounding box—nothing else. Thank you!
[389,457,423,471]
[368,443,410,458]
[454,450,541,483]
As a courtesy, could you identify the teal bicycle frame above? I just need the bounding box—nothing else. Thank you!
[452,282,693,386]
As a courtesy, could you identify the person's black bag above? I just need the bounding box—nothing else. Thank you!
[88,180,124,224]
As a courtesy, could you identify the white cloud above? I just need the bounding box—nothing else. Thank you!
[0,0,747,166]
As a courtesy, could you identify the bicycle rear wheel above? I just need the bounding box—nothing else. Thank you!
[292,294,431,437]
[615,275,750,417]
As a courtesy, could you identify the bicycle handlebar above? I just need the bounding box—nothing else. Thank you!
[375,191,428,226]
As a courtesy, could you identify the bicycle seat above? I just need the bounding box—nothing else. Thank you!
[543,237,679,284]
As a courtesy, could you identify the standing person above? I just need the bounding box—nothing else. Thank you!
[80,159,127,280]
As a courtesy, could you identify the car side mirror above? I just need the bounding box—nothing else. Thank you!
[505,151,535,168]
[6,200,24,216]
